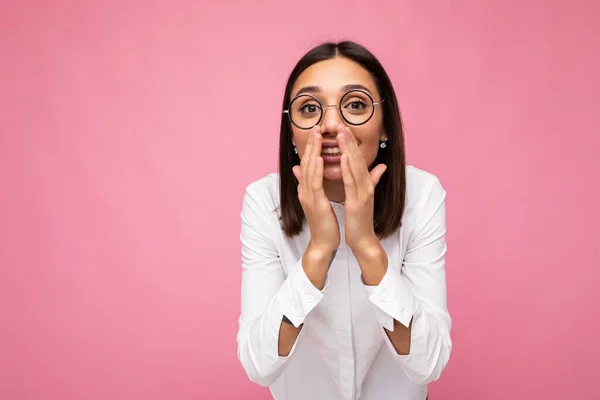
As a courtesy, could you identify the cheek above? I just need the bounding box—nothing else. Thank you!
[292,131,309,157]
[362,145,381,166]
[355,130,382,163]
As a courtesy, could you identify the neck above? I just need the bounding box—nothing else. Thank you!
[324,180,345,203]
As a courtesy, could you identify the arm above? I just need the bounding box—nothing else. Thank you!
[278,244,333,356]
[236,186,332,386]
[335,127,451,384]
[359,178,452,384]
[354,242,413,355]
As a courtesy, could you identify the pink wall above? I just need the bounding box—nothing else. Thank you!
[1,1,599,399]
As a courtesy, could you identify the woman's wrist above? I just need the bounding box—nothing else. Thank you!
[349,234,381,258]
[302,241,337,289]
[351,237,388,286]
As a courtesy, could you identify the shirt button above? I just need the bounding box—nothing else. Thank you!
[306,293,315,303]
[381,292,388,302]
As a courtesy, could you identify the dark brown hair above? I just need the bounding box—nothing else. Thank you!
[278,41,406,239]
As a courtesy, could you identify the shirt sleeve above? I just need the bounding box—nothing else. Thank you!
[236,184,328,387]
[362,177,452,385]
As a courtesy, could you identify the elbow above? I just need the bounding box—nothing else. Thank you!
[404,340,451,385]
[413,360,448,385]
[237,344,280,387]
[246,371,277,387]
[244,364,278,388]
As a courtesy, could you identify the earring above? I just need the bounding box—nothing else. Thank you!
[379,138,388,149]
[293,144,298,154]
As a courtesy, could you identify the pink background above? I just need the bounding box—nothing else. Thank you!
[1,1,599,399]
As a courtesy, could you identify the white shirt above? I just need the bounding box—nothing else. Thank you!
[236,165,452,400]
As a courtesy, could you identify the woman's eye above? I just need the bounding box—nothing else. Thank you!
[300,104,320,113]
[344,99,367,112]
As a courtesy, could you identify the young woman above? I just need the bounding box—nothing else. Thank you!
[236,41,451,400]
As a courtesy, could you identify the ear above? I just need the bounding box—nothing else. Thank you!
[380,129,388,142]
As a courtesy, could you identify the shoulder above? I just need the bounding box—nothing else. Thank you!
[405,165,445,199]
[404,165,447,228]
[244,172,280,203]
[241,172,281,219]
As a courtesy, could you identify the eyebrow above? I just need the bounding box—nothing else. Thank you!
[295,84,373,97]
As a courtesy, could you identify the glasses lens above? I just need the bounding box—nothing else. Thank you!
[340,90,374,125]
[289,95,322,129]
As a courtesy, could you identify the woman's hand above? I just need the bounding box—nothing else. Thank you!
[292,127,340,287]
[337,125,387,253]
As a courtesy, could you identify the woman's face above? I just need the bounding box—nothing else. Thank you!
[290,57,387,182]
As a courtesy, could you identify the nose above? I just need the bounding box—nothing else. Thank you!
[319,105,343,136]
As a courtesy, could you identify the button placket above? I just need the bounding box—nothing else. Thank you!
[342,247,357,399]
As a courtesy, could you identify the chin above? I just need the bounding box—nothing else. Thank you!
[323,165,343,182]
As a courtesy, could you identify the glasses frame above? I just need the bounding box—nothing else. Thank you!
[283,89,385,130]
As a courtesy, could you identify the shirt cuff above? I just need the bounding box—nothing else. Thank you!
[275,259,328,328]
[362,264,416,331]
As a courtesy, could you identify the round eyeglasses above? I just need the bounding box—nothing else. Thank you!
[283,89,385,130]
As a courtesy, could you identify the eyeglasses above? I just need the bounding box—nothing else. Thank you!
[283,89,385,130]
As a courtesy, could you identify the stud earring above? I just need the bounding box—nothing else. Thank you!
[379,138,388,149]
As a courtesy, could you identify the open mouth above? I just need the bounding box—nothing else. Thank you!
[321,146,341,157]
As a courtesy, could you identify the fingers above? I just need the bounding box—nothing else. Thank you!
[337,125,371,188]
[292,165,302,182]
[313,156,324,193]
[295,126,325,204]
[300,127,314,168]
[370,164,387,186]
[311,130,327,199]
[306,128,322,192]
[337,124,387,193]
[300,127,317,194]
[340,153,357,200]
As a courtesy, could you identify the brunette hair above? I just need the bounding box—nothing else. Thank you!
[278,41,406,239]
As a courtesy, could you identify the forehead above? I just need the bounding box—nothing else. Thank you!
[291,57,378,98]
